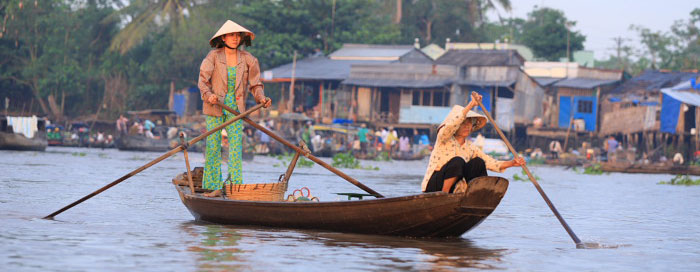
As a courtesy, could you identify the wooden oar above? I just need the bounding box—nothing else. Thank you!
[473,93,583,247]
[43,103,265,219]
[217,102,384,198]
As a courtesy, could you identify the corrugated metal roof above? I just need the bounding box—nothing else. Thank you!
[458,79,515,87]
[532,77,563,86]
[609,70,700,94]
[263,56,393,81]
[341,78,452,88]
[329,44,415,59]
[435,49,524,67]
[553,77,619,89]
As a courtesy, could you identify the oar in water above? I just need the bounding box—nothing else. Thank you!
[217,101,384,198]
[43,103,266,219]
[472,92,584,248]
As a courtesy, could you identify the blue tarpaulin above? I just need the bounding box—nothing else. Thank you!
[660,93,681,133]
[659,80,700,133]
[173,94,185,117]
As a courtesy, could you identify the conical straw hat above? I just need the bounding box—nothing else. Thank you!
[439,105,488,133]
[209,20,255,47]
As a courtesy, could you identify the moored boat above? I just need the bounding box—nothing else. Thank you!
[0,116,48,151]
[172,171,509,238]
[599,162,700,176]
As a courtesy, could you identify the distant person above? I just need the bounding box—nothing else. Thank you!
[143,119,156,132]
[116,115,128,134]
[605,136,619,162]
[358,123,369,155]
[673,153,684,165]
[549,140,562,159]
[422,92,525,193]
[129,122,140,135]
[198,20,271,197]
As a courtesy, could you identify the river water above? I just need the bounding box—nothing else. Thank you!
[1,146,699,271]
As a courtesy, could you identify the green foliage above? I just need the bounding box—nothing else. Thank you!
[520,7,585,61]
[658,175,700,186]
[573,163,605,175]
[274,153,313,168]
[373,151,392,162]
[332,152,378,170]
[512,169,540,182]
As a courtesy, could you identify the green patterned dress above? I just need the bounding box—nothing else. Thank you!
[203,66,243,190]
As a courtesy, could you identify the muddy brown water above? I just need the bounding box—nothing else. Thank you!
[1,147,699,271]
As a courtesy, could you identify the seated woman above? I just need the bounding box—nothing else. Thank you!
[421,92,525,193]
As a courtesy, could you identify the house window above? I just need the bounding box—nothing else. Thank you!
[422,91,431,106]
[577,100,593,113]
[433,91,444,106]
[412,90,421,105]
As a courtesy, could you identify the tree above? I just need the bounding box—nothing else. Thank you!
[520,7,585,61]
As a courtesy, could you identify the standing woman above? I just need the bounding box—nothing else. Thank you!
[421,92,525,193]
[198,20,271,197]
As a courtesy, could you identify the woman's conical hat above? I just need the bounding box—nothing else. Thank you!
[209,20,255,47]
[439,105,488,133]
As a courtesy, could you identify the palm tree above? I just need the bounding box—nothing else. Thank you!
[468,0,511,26]
[108,0,194,54]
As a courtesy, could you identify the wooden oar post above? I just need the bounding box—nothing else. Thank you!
[472,92,583,247]
[179,132,195,194]
[43,104,265,219]
[217,102,384,198]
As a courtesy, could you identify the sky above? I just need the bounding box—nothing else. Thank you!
[488,0,699,59]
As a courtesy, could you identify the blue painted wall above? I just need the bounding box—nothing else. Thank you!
[559,95,598,132]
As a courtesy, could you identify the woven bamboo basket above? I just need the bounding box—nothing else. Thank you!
[174,167,288,201]
[224,181,288,201]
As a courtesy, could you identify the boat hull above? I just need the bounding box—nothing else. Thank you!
[0,131,47,151]
[116,135,173,152]
[174,176,509,237]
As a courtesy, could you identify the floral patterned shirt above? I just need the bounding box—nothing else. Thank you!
[421,106,504,192]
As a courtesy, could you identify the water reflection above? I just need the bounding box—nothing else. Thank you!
[310,232,506,270]
[181,223,247,271]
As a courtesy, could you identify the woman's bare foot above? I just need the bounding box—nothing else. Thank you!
[203,189,222,197]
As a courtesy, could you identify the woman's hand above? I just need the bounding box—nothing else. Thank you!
[511,157,526,167]
[257,96,272,108]
[467,91,482,109]
[207,95,218,105]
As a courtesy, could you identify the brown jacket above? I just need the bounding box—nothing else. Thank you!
[198,48,265,116]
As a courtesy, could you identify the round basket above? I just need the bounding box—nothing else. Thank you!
[224,182,287,201]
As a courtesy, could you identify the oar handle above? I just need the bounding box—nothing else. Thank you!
[43,104,265,219]
[217,102,384,198]
[473,93,582,246]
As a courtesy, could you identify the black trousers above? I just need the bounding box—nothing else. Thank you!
[425,157,487,193]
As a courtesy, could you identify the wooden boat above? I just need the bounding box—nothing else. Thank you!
[599,162,700,176]
[0,116,48,151]
[172,172,509,238]
[0,130,47,151]
[116,135,174,152]
[391,152,427,161]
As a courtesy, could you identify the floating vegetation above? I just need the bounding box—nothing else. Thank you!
[573,163,605,175]
[513,169,540,182]
[658,175,700,186]
[71,152,87,157]
[333,152,378,170]
[373,151,391,162]
[273,153,314,168]
[527,157,546,165]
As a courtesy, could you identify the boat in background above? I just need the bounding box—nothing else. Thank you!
[0,115,48,151]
